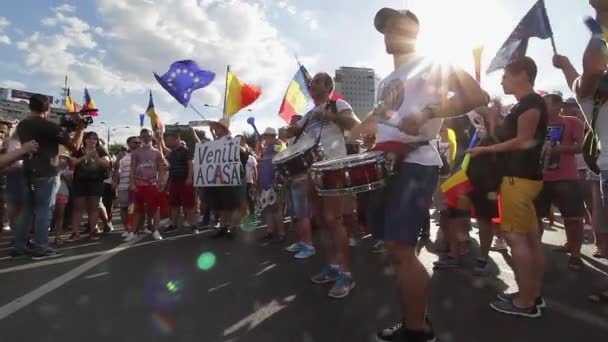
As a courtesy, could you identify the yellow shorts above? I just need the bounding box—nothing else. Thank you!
[499,177,543,233]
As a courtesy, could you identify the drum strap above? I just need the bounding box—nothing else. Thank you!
[371,141,429,168]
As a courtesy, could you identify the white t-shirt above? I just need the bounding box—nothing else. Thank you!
[117,153,132,191]
[575,92,608,171]
[245,155,257,184]
[298,99,352,160]
[375,56,448,166]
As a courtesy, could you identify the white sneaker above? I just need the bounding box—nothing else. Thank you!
[159,218,171,228]
[491,237,508,252]
[123,232,136,242]
[152,230,163,241]
[2,225,10,231]
[193,229,201,234]
[348,237,357,247]
[121,231,129,238]
[142,229,153,234]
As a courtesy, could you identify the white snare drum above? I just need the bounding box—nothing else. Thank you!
[273,135,324,178]
[310,152,391,196]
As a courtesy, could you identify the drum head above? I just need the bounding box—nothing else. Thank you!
[273,134,316,164]
[312,151,385,170]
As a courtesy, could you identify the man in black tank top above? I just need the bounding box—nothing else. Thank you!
[469,57,547,318]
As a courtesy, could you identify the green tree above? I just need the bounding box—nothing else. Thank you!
[107,143,125,156]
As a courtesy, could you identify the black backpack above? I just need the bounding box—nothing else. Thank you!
[466,135,503,193]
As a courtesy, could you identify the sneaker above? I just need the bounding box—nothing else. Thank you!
[376,319,436,342]
[31,249,64,261]
[164,225,178,233]
[369,241,385,254]
[2,225,11,232]
[159,218,171,228]
[473,258,490,275]
[490,237,508,252]
[285,241,303,253]
[66,232,80,242]
[193,229,201,234]
[8,250,28,259]
[123,232,137,242]
[490,299,541,318]
[142,229,153,235]
[121,231,129,238]
[497,293,546,309]
[328,272,355,299]
[152,230,163,241]
[349,237,357,247]
[433,256,461,269]
[294,244,316,259]
[225,228,235,240]
[311,265,340,285]
[90,230,101,241]
[103,222,114,233]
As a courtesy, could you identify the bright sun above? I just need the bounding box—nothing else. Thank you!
[412,0,513,72]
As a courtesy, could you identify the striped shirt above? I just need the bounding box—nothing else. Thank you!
[117,153,131,191]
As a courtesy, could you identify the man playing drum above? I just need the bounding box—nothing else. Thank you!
[350,8,489,342]
[285,72,361,299]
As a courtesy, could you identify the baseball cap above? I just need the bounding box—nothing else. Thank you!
[374,8,419,34]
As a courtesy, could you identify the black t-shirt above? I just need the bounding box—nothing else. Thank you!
[16,116,71,177]
[72,147,109,182]
[167,145,193,181]
[497,93,548,180]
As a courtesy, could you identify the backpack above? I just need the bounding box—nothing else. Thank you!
[466,135,503,193]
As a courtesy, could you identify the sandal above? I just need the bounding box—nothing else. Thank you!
[568,256,584,272]
[588,291,608,304]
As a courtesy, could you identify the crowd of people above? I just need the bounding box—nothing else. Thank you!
[1,3,608,342]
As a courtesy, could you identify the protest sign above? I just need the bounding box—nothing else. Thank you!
[193,136,242,187]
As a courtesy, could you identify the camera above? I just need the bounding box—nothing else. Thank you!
[59,111,94,131]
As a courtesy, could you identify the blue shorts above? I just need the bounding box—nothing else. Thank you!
[368,163,438,244]
[287,180,310,219]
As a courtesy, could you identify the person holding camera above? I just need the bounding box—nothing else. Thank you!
[66,132,111,242]
[9,94,84,260]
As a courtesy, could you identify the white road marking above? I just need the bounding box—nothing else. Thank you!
[254,263,277,276]
[0,242,101,253]
[0,229,214,274]
[223,295,296,336]
[0,236,144,321]
[208,282,231,293]
[83,271,109,280]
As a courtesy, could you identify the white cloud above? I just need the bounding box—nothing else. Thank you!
[56,4,76,13]
[0,17,11,44]
[0,80,27,89]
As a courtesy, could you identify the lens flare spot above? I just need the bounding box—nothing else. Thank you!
[151,312,174,335]
[166,280,183,294]
[197,252,216,271]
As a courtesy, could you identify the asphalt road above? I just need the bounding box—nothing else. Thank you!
[0,213,607,342]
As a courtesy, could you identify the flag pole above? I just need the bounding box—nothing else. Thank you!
[541,0,557,54]
[222,65,230,118]
[188,104,207,120]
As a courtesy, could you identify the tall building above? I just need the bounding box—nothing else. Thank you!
[334,67,378,120]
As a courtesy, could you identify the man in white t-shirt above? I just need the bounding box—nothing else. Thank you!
[286,72,361,299]
[113,136,141,238]
[351,8,488,342]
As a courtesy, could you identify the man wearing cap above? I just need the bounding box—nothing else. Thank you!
[351,8,488,341]
[258,127,287,241]
[205,117,250,239]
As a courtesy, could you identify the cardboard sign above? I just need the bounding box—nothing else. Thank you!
[193,136,242,187]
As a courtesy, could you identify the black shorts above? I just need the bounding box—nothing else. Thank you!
[534,180,585,219]
[203,186,243,211]
[72,180,105,197]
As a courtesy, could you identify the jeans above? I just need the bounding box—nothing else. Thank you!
[13,176,60,254]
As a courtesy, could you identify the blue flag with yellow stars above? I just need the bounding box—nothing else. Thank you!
[154,60,215,107]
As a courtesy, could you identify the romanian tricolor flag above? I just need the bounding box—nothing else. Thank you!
[440,131,479,209]
[279,65,312,123]
[82,88,99,116]
[65,88,75,113]
[224,70,261,117]
[146,90,163,133]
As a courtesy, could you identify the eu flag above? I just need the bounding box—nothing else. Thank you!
[487,0,553,73]
[154,60,215,107]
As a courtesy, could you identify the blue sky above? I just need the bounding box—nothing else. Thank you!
[0,0,596,144]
